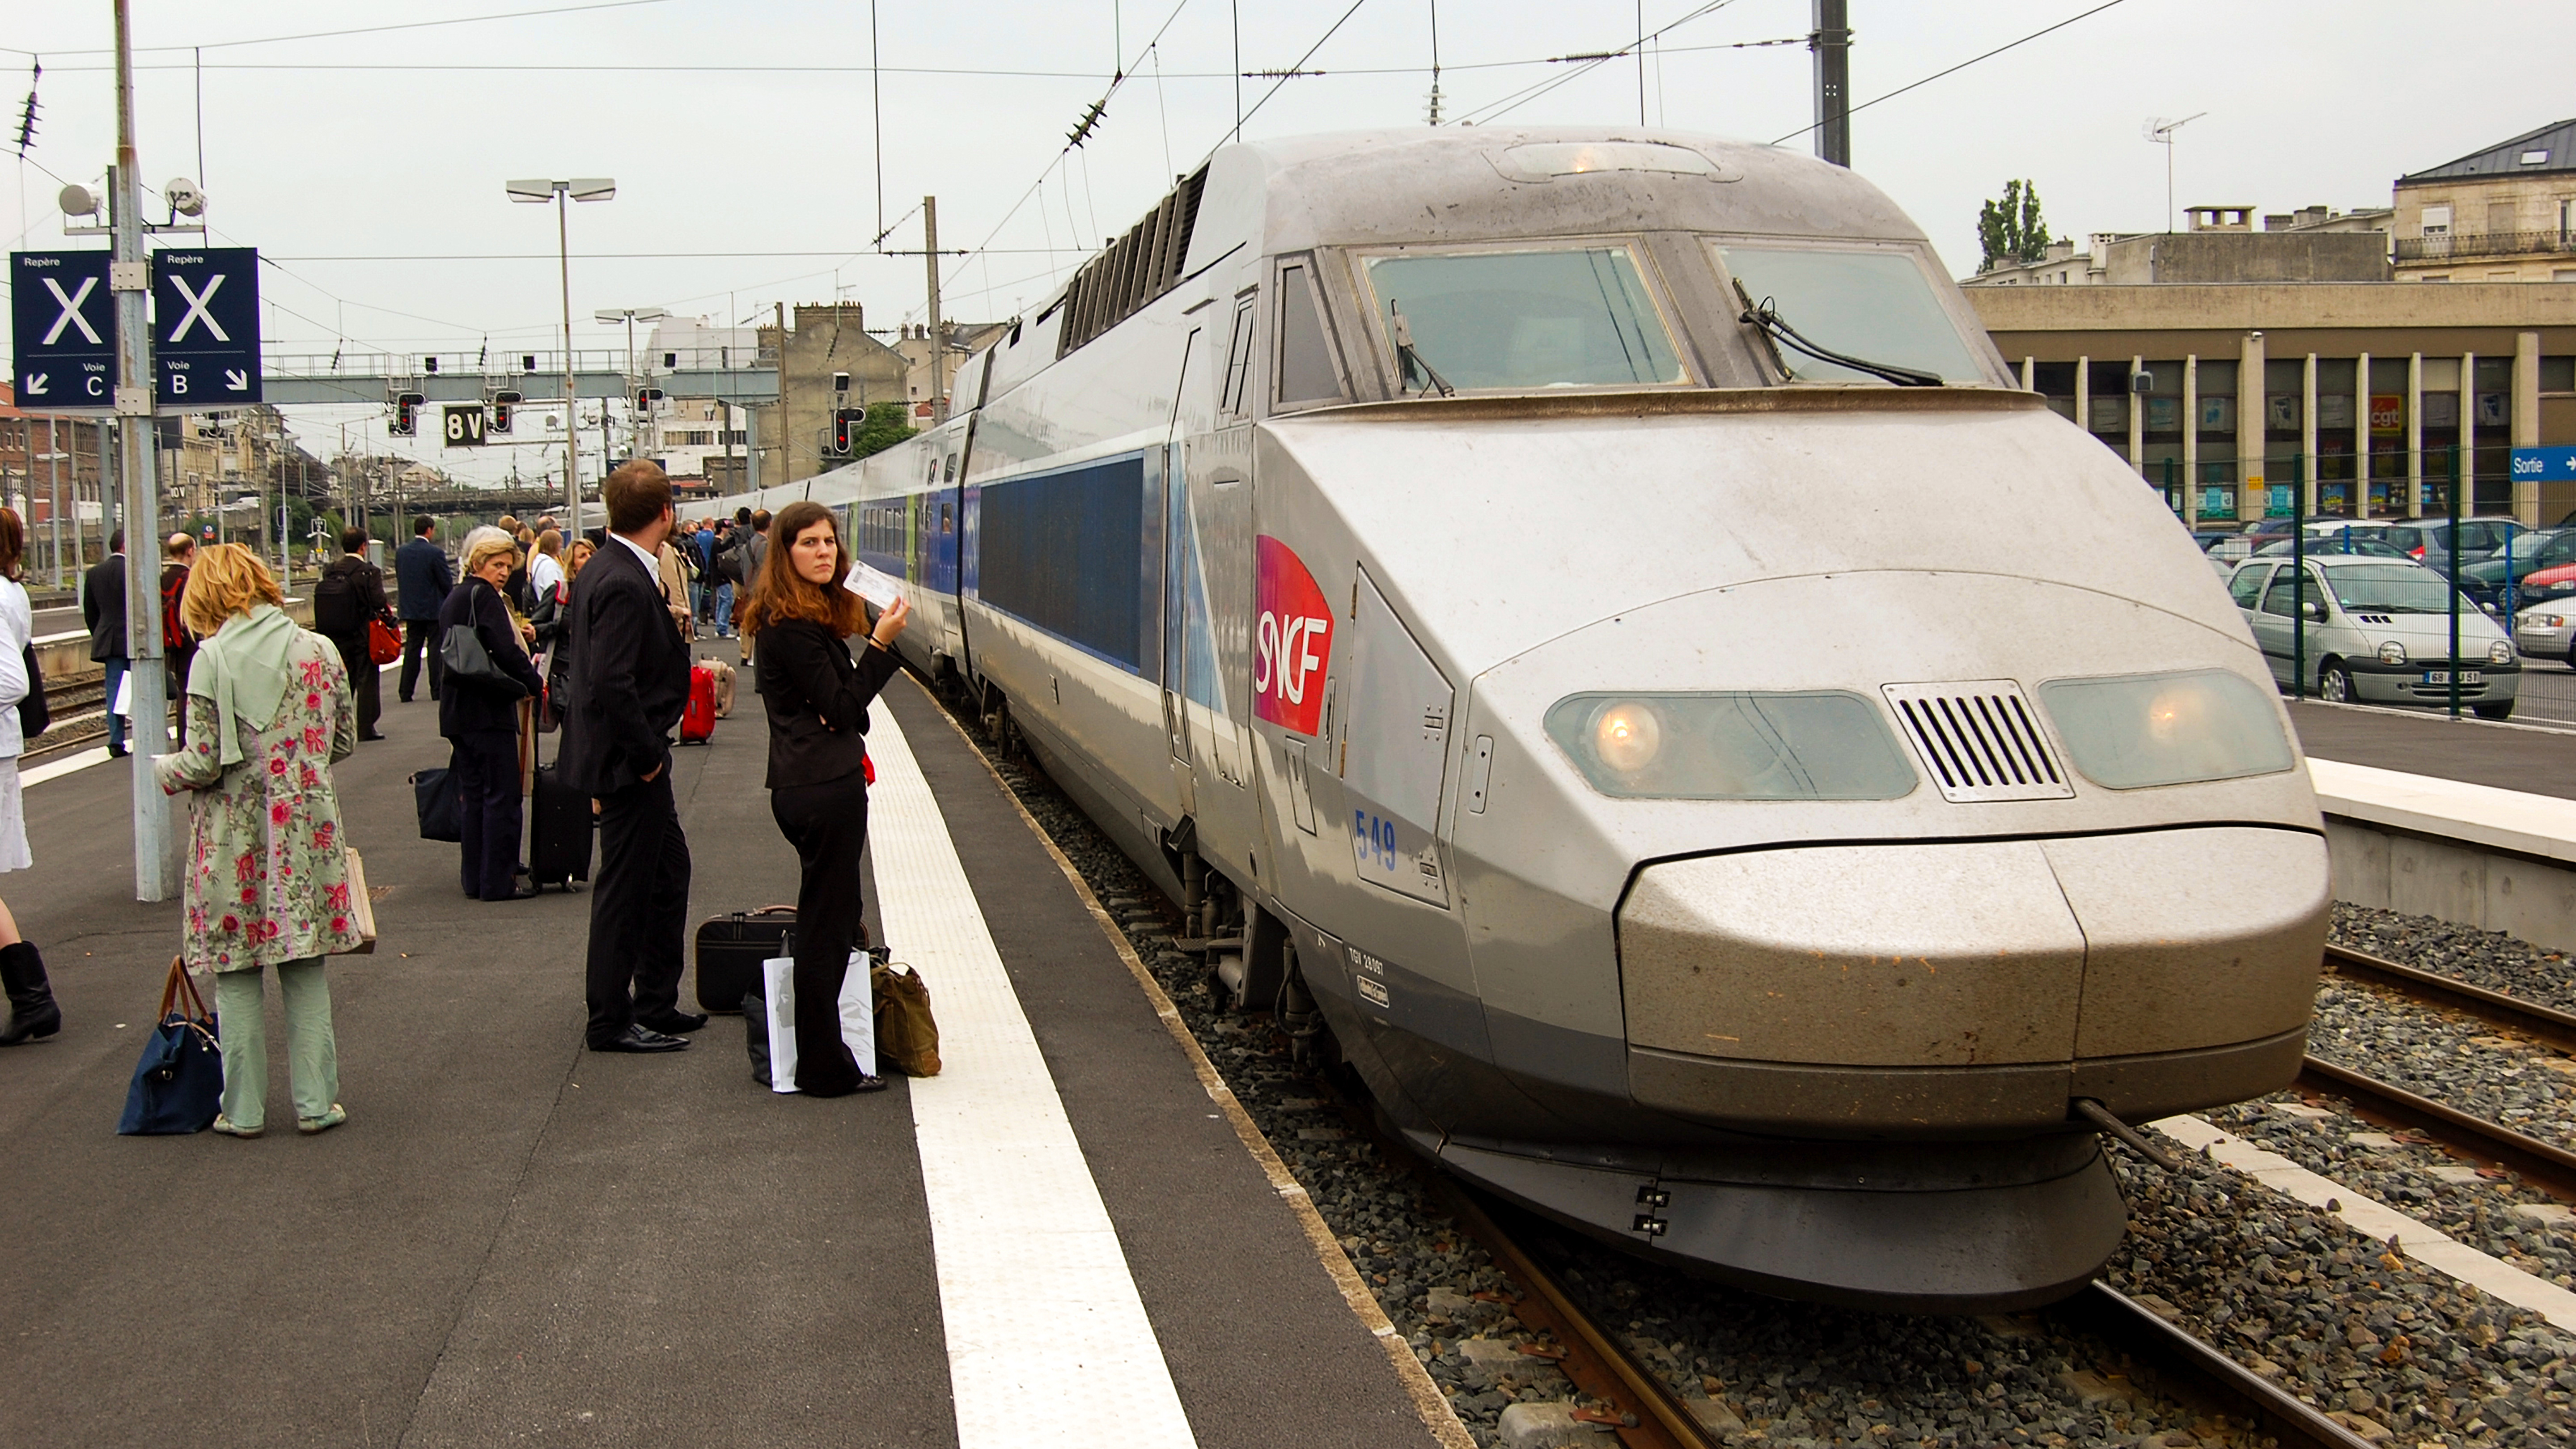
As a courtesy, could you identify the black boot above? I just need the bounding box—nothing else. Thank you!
[0,941,61,1046]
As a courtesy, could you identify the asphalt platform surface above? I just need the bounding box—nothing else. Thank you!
[2289,698,2576,798]
[0,666,1430,1449]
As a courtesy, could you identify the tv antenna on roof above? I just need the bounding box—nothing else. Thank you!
[2143,113,2208,235]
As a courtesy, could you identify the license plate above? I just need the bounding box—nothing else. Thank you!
[2420,670,2483,685]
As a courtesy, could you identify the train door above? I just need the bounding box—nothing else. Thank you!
[1177,288,1267,887]
[1162,325,1206,822]
[938,442,966,662]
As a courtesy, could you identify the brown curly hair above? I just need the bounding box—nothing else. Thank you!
[741,500,865,640]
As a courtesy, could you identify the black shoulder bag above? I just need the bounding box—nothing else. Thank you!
[18,642,47,740]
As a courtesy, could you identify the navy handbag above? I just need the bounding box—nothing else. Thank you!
[411,766,462,843]
[118,958,223,1135]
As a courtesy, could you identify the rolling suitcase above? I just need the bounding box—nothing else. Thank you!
[679,663,719,745]
[527,763,592,890]
[696,907,796,1013]
[698,657,736,718]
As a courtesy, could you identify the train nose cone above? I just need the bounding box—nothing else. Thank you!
[1617,826,2329,1137]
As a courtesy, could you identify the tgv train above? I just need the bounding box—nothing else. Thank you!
[690,128,2330,1311]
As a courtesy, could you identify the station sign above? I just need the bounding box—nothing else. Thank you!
[8,250,116,408]
[2512,447,2576,483]
[442,404,488,447]
[151,247,262,409]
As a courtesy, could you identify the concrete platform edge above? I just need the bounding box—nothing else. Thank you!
[911,696,1477,1449]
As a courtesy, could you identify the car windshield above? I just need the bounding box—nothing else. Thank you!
[2258,537,2407,558]
[2322,564,2471,614]
[1360,245,1687,390]
[1713,244,1990,384]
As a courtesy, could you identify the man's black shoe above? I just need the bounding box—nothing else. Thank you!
[108,746,129,758]
[487,881,542,901]
[591,1025,689,1053]
[359,731,387,741]
[640,1011,709,1036]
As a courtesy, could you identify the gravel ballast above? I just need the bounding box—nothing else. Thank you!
[935,700,2576,1445]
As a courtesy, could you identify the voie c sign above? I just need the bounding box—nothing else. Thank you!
[1253,535,1332,736]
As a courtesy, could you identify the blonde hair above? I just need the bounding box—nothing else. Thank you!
[459,525,520,579]
[180,544,284,637]
[566,538,595,579]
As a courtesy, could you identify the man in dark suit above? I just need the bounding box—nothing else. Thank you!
[81,530,129,757]
[316,528,393,741]
[396,516,455,703]
[559,461,704,1053]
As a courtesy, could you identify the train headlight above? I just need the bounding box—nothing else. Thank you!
[2490,640,2516,665]
[1592,701,1662,774]
[2377,640,2408,666]
[1546,691,1916,800]
[2037,670,2294,790]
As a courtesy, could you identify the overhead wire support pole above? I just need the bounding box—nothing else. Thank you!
[110,0,176,898]
[1810,0,1849,166]
[559,188,579,534]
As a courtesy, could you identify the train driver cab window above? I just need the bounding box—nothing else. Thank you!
[1219,293,1258,418]
[1275,261,1346,407]
[1713,243,1990,385]
[1358,243,1687,393]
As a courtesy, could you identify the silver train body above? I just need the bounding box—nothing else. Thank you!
[692,129,2330,1311]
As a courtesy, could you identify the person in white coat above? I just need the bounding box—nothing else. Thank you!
[0,508,61,1046]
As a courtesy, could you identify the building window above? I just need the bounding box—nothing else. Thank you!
[2420,204,2452,236]
[2522,149,2552,166]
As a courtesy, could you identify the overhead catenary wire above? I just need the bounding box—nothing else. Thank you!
[1768,0,2135,146]
[0,0,676,56]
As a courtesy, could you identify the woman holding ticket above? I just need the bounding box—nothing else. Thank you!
[741,500,908,1096]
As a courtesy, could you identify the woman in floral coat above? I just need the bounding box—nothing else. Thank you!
[153,545,364,1137]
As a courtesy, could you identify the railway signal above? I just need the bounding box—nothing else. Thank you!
[828,407,861,457]
[489,389,521,433]
[389,390,425,436]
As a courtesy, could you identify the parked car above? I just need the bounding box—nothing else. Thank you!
[2380,517,2536,567]
[2514,606,2575,665]
[2456,528,2576,608]
[2226,555,2521,719]
[2253,535,2411,559]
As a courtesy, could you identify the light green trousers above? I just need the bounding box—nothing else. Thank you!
[213,958,339,1131]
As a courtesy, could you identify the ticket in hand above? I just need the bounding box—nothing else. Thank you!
[842,560,903,610]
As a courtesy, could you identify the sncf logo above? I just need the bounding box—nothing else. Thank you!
[1253,535,1331,736]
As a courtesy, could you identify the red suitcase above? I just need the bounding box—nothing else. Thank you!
[679,663,718,745]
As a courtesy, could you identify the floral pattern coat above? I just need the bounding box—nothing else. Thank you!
[153,628,367,972]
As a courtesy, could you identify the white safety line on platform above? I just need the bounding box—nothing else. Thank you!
[863,706,1199,1449]
[2308,756,2576,864]
[2154,1113,2576,1330]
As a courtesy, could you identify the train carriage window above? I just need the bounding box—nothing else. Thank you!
[1358,243,1687,392]
[1219,294,1258,417]
[1712,242,1989,385]
[1274,262,1346,407]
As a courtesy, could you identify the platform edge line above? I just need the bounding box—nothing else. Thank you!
[914,678,1477,1449]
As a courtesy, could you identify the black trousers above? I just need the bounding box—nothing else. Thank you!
[400,618,444,701]
[328,631,381,736]
[585,767,691,1045]
[450,729,523,900]
[769,771,873,1095]
[166,648,194,746]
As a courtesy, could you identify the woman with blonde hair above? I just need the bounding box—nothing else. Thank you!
[154,544,362,1135]
[441,527,546,901]
[0,508,60,1046]
[744,500,908,1095]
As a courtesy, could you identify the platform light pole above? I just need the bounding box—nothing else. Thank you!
[507,177,614,536]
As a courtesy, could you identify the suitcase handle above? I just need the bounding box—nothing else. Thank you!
[742,904,796,917]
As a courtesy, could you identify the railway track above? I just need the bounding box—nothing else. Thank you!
[2307,943,2576,1201]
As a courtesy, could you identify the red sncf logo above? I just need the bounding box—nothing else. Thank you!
[1253,535,1331,736]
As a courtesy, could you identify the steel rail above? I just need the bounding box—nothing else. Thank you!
[2050,1284,2376,1449]
[2324,943,2576,1055]
[2296,1056,2576,1201]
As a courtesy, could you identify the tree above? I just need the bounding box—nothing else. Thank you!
[1976,179,2055,273]
[851,401,919,462]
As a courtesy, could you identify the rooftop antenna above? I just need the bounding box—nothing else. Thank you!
[2143,112,2207,234]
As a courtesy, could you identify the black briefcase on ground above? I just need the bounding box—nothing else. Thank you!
[695,907,796,1013]
[527,763,591,890]
[411,767,461,843]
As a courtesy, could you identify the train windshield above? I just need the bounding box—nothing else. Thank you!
[1713,244,1988,385]
[1360,245,1688,392]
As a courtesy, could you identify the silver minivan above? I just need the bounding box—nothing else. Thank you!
[2227,555,2522,719]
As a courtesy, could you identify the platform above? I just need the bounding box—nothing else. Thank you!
[0,668,1449,1448]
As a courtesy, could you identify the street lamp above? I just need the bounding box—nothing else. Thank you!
[507,176,615,535]
[597,305,668,463]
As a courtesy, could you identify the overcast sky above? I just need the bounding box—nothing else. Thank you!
[4,0,2570,487]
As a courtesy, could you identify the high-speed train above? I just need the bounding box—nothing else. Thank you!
[690,128,2330,1312]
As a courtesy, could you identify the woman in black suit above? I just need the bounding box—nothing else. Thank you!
[741,499,908,1096]
[441,526,546,902]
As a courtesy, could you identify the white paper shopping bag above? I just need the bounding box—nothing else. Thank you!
[762,953,877,1092]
